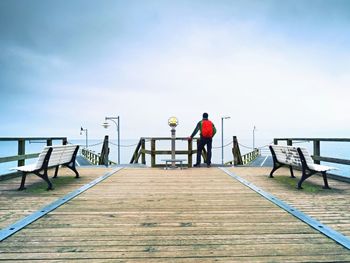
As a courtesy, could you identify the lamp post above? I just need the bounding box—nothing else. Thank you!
[253,125,256,149]
[80,127,88,148]
[102,116,120,164]
[221,116,231,165]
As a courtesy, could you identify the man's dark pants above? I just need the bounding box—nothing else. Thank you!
[196,137,212,165]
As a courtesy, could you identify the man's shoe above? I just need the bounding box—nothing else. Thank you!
[193,164,200,167]
[207,164,211,168]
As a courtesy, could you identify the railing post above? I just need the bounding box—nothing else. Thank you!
[287,139,292,146]
[151,139,156,167]
[313,140,321,164]
[133,150,139,164]
[188,139,192,168]
[273,138,278,145]
[99,135,109,166]
[63,138,68,145]
[18,139,25,167]
[141,139,146,165]
[232,136,243,166]
[46,139,52,146]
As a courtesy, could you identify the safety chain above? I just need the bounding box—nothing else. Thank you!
[212,141,233,149]
[67,141,104,148]
[109,141,140,148]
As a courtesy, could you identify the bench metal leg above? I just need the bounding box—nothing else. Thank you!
[35,170,53,191]
[297,169,315,189]
[269,164,281,178]
[298,170,331,190]
[18,172,27,191]
[289,166,296,178]
[66,162,79,178]
[53,166,59,178]
[321,172,331,189]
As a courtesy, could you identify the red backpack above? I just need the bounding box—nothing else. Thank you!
[201,120,213,138]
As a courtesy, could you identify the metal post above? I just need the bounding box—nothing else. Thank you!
[85,130,88,149]
[221,117,224,165]
[253,126,256,149]
[221,116,230,165]
[171,127,176,168]
[117,117,120,165]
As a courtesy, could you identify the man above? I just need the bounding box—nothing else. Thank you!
[188,112,216,167]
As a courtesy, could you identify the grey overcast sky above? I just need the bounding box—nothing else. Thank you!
[1,0,350,143]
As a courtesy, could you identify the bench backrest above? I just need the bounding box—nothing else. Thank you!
[60,145,78,164]
[34,146,52,170]
[270,145,313,167]
[34,145,78,169]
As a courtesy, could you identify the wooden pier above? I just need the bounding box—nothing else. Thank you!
[1,166,350,261]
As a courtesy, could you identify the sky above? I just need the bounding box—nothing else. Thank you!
[1,0,350,146]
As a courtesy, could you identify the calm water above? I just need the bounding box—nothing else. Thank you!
[1,138,349,178]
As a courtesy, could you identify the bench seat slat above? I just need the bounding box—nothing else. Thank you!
[12,164,37,172]
[307,163,335,172]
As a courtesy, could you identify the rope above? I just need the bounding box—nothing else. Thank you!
[212,141,233,149]
[67,141,103,148]
[238,143,254,150]
[109,141,140,148]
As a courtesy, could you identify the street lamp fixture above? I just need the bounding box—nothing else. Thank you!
[221,116,231,165]
[80,127,88,148]
[102,116,120,165]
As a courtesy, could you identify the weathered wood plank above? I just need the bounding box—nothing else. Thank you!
[1,167,350,261]
[231,167,350,240]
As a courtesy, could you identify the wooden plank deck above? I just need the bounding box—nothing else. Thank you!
[231,167,350,237]
[1,167,350,262]
[0,167,112,229]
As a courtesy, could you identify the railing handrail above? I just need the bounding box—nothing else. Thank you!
[274,138,350,142]
[0,137,67,141]
[130,137,205,168]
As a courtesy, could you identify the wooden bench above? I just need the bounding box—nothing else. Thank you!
[162,159,186,169]
[12,145,80,190]
[269,145,336,189]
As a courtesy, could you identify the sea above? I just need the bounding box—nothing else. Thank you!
[1,138,349,178]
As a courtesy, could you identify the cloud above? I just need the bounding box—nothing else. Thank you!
[1,0,350,142]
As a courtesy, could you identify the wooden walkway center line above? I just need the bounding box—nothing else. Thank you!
[1,168,350,261]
